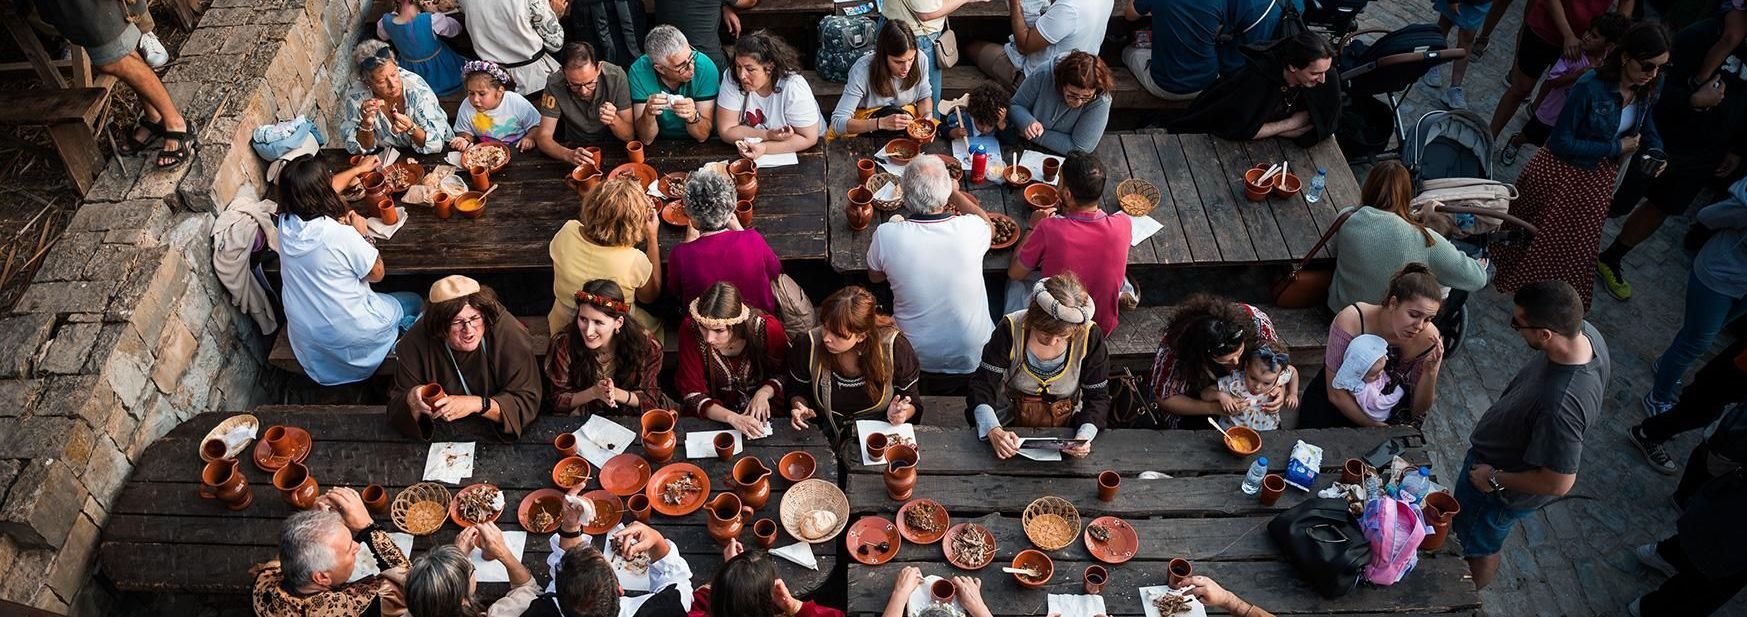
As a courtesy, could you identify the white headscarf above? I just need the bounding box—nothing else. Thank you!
[1333,334,1389,393]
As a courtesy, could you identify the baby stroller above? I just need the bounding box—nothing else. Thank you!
[1334,24,1467,161]
[1402,109,1537,358]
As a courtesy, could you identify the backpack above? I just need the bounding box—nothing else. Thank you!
[1360,497,1424,586]
[1268,498,1371,598]
[817,15,877,83]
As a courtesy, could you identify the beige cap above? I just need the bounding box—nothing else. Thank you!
[428,275,481,303]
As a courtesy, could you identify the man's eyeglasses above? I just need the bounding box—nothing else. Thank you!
[450,315,485,332]
[657,54,696,75]
[566,78,599,96]
[1509,318,1545,332]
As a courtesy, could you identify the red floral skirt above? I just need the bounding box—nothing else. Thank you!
[1490,149,1618,310]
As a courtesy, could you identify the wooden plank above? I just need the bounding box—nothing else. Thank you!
[1175,134,1257,262]
[1119,132,1190,265]
[3,19,67,89]
[1211,137,1291,262]
[1307,137,1364,215]
[1275,137,1341,234]
[825,138,876,272]
[1246,139,1323,260]
[0,87,109,126]
[154,408,828,449]
[1151,134,1222,263]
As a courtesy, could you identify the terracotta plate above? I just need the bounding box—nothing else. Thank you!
[251,426,312,473]
[449,483,504,528]
[1083,516,1139,564]
[462,141,511,173]
[582,489,623,535]
[942,522,997,570]
[845,516,902,565]
[935,154,963,181]
[601,453,653,496]
[200,413,259,462]
[659,171,689,200]
[552,456,593,490]
[646,462,710,517]
[517,488,565,534]
[896,499,950,544]
[609,162,659,188]
[987,213,1020,250]
[660,201,691,227]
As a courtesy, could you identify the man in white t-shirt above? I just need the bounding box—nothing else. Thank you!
[966,0,1115,85]
[868,156,995,393]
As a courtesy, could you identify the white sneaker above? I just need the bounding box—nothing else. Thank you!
[1635,543,1679,578]
[1420,65,1443,89]
[1443,86,1468,109]
[139,32,170,68]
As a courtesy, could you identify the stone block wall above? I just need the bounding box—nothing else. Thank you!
[0,0,369,613]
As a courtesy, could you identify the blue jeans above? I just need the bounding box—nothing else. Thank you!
[389,291,424,333]
[1450,450,1536,558]
[917,32,943,112]
[1652,270,1747,402]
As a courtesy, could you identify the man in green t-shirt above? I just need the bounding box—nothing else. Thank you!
[534,42,635,164]
[629,25,719,143]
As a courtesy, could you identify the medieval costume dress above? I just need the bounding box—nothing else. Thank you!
[966,309,1113,438]
[675,313,788,417]
[251,525,410,617]
[387,305,543,439]
[786,327,925,443]
[1170,42,1341,146]
[544,328,673,415]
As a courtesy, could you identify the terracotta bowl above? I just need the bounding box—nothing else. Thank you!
[1011,549,1054,589]
[659,171,690,200]
[935,154,964,181]
[600,453,652,496]
[906,118,938,143]
[646,462,711,516]
[779,451,816,482]
[660,201,691,227]
[448,483,504,528]
[454,191,487,219]
[896,498,950,544]
[1083,516,1140,564]
[461,141,511,173]
[1023,184,1059,210]
[882,138,921,164]
[1004,165,1033,187]
[1223,426,1263,456]
[517,488,565,534]
[582,489,622,535]
[988,213,1020,250]
[609,163,660,188]
[1273,172,1302,198]
[552,456,593,489]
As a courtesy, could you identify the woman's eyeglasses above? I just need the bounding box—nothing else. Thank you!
[1635,59,1668,75]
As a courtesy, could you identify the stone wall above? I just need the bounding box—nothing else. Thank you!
[0,0,369,613]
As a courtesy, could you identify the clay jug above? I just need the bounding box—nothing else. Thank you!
[199,458,252,510]
[640,409,678,463]
[1420,492,1461,551]
[705,492,753,546]
[363,172,388,201]
[883,444,919,501]
[730,456,772,509]
[273,461,319,510]
[846,187,874,231]
[730,160,758,202]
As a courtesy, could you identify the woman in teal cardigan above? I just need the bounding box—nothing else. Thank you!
[1326,161,1489,313]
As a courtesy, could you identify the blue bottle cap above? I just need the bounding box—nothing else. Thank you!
[1256,456,1268,466]
[1316,168,1327,174]
[972,144,986,154]
[1418,466,1430,476]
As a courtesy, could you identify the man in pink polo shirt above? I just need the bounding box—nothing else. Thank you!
[1008,151,1131,334]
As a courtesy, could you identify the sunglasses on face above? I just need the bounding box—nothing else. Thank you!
[1635,59,1668,75]
[358,46,394,72]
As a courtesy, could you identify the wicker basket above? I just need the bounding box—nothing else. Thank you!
[780,478,850,544]
[866,172,904,212]
[1116,178,1161,216]
[392,482,452,536]
[1021,496,1082,551]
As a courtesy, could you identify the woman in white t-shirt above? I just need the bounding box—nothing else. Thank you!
[828,21,935,139]
[715,31,822,159]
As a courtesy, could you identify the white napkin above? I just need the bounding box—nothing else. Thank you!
[951,135,1002,169]
[686,429,744,459]
[574,416,638,468]
[906,575,964,615]
[366,208,409,240]
[216,422,257,458]
[1138,585,1207,617]
[604,523,653,591]
[755,152,799,168]
[469,531,528,583]
[873,181,900,201]
[423,442,475,484]
[856,420,917,466]
[769,542,819,570]
[874,158,907,176]
[1015,438,1064,462]
[1049,594,1108,617]
[347,532,415,582]
[645,180,665,199]
[1020,150,1065,186]
[443,151,462,167]
[1119,212,1163,247]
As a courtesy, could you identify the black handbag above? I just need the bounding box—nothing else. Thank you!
[1108,368,1164,429]
[1268,498,1372,598]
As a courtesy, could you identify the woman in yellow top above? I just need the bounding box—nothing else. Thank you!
[547,179,663,338]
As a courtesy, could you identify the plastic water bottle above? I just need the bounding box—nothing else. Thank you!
[1304,168,1328,203]
[970,144,989,184]
[1240,456,1269,495]
[1399,466,1431,504]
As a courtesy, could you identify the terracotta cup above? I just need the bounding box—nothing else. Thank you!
[1084,564,1109,594]
[361,485,389,515]
[200,437,228,460]
[373,195,398,225]
[1242,166,1274,202]
[735,200,754,228]
[626,141,645,164]
[1341,458,1366,485]
[1259,473,1287,506]
[419,383,446,406]
[1042,158,1062,182]
[1423,490,1461,522]
[857,158,877,183]
[1167,558,1194,588]
[469,164,491,191]
[930,578,956,604]
[585,146,603,167]
[865,432,889,462]
[753,518,778,549]
[264,426,295,458]
[713,433,736,461]
[626,493,652,523]
[432,191,454,219]
[555,433,579,457]
[1097,470,1120,502]
[273,461,319,510]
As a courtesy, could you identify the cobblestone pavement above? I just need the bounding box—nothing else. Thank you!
[1348,2,1746,615]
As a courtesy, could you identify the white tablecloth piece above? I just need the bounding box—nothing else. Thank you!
[1049,594,1107,617]
[423,442,475,484]
[856,420,917,466]
[469,530,527,583]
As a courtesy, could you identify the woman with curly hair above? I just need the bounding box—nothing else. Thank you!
[667,168,783,313]
[1009,50,1113,155]
[545,279,673,416]
[787,287,923,442]
[969,274,1111,458]
[677,282,789,438]
[1146,294,1298,429]
[547,178,662,338]
[716,30,821,159]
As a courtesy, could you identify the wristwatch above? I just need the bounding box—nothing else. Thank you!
[1486,469,1504,494]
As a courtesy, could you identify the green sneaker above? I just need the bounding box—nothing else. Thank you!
[1597,260,1633,300]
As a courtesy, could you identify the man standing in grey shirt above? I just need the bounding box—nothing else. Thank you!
[1454,280,1610,590]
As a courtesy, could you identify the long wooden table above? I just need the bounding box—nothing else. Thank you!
[842,425,1482,616]
[98,406,837,599]
[827,130,1360,272]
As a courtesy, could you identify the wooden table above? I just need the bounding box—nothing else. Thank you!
[827,130,1361,273]
[98,406,838,599]
[842,425,1482,616]
[295,139,828,274]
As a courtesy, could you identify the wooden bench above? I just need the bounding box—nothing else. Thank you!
[1104,304,1331,372]
[0,87,110,196]
[804,66,1180,115]
[269,315,553,378]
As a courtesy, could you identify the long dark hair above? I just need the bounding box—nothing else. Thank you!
[693,282,770,378]
[870,20,921,99]
[1383,263,1442,308]
[1361,161,1433,247]
[817,286,894,401]
[729,30,802,94]
[1164,295,1258,392]
[563,280,655,392]
[1598,22,1670,101]
[277,156,349,222]
[708,551,784,617]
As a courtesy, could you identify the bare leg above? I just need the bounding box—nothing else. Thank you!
[96,52,187,165]
[1489,67,1536,137]
[1473,0,1516,55]
[1452,28,1475,87]
[1467,554,1502,590]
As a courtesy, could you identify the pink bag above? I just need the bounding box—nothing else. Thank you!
[1360,496,1425,586]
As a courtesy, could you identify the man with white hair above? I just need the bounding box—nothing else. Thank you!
[867,155,995,393]
[630,25,719,143]
[251,488,410,616]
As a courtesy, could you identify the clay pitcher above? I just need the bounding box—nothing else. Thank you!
[729,158,758,202]
[705,492,753,546]
[362,172,388,200]
[640,409,678,463]
[730,456,772,509]
[1420,492,1461,551]
[199,458,252,510]
[883,444,919,501]
[846,187,874,231]
[273,461,319,510]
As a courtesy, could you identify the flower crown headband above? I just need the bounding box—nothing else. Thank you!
[689,297,750,329]
[574,290,630,315]
[1031,278,1095,325]
[462,60,513,88]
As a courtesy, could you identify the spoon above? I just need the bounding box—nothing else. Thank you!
[1207,417,1232,437]
[1002,566,1041,577]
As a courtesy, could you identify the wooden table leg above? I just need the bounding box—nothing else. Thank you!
[48,121,101,195]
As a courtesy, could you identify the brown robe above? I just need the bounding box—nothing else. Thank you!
[387,307,542,439]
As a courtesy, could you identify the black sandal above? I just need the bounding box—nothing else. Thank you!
[120,117,165,156]
[156,127,194,170]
